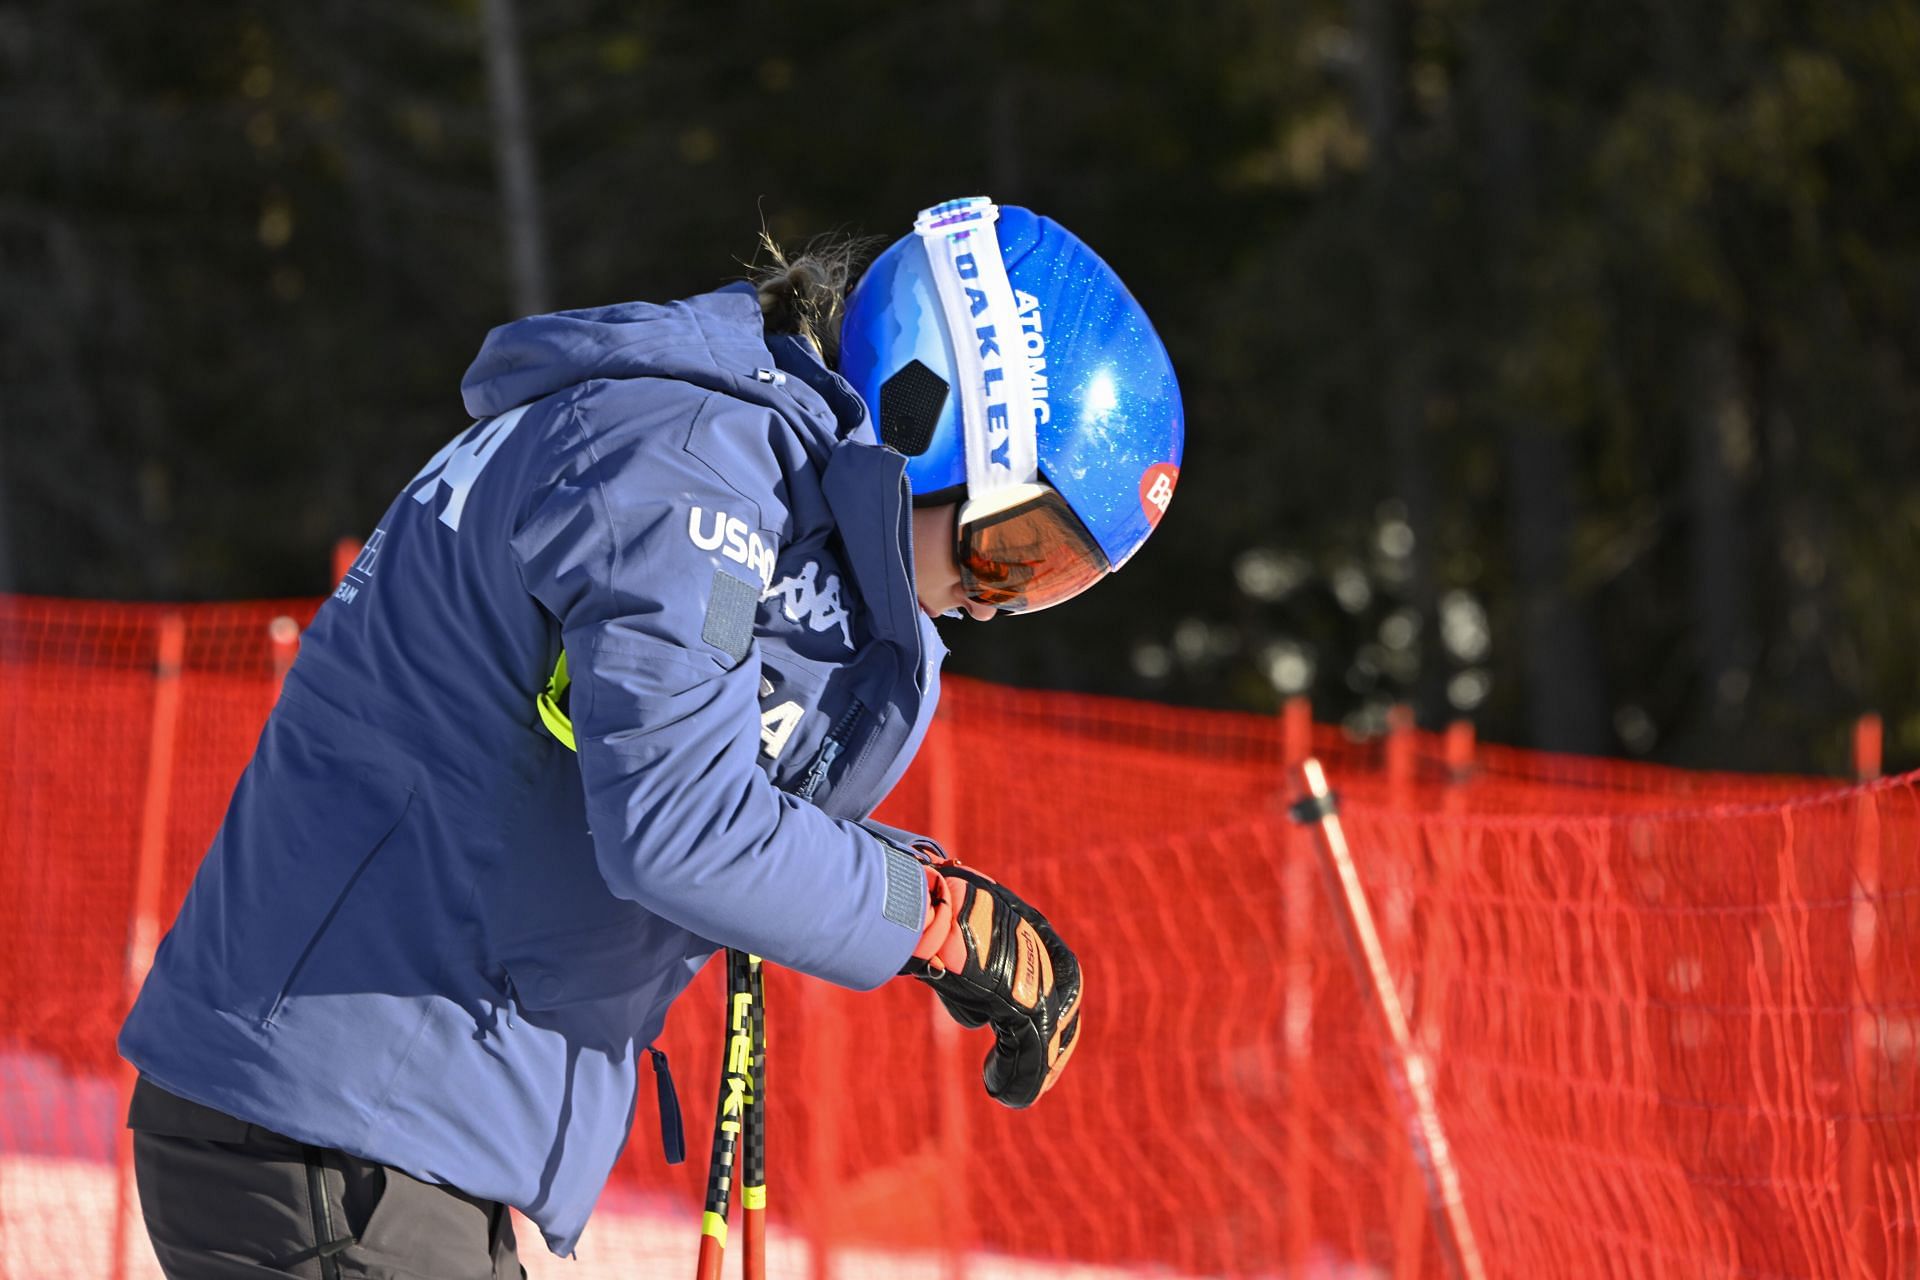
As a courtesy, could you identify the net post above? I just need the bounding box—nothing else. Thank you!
[1279,696,1315,1274]
[923,707,971,1280]
[114,612,186,1280]
[1282,695,1312,767]
[269,615,300,707]
[1854,714,1883,783]
[1382,705,1425,1278]
[1847,712,1884,1260]
[1289,759,1487,1280]
[1444,720,1476,797]
[332,537,363,586]
[798,977,835,1280]
[1386,703,1415,800]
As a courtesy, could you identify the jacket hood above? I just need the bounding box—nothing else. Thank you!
[460,284,872,444]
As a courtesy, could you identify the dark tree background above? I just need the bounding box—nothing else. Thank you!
[6,0,1919,774]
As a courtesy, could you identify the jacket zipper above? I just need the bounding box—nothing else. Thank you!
[797,700,865,802]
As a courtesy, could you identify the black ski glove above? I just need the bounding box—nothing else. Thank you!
[901,864,1083,1108]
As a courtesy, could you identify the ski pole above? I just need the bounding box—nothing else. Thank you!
[741,954,767,1280]
[696,949,756,1280]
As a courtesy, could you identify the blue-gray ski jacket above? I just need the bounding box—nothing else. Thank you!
[118,285,948,1255]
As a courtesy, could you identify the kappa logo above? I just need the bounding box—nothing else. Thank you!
[688,508,778,590]
[768,561,853,650]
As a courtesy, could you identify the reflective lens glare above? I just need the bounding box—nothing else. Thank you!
[955,483,1111,614]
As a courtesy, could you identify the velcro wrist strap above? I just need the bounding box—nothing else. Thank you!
[881,840,930,930]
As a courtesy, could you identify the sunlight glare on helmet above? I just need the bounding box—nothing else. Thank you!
[1082,368,1119,423]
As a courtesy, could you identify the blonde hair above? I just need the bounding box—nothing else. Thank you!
[751,229,881,365]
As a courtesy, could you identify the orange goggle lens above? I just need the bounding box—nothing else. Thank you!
[956,486,1111,614]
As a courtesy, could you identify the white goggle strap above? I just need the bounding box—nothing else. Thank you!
[913,198,1039,502]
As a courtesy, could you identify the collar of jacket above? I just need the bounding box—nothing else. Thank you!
[711,281,871,442]
[716,283,928,652]
[819,440,922,652]
[766,335,872,442]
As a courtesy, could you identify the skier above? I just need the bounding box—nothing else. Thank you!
[119,197,1183,1277]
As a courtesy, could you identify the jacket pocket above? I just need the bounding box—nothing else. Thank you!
[210,722,415,1024]
[498,919,669,1055]
[334,1157,502,1280]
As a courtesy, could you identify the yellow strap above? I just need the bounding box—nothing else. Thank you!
[701,1211,729,1245]
[536,650,576,752]
[742,1185,766,1210]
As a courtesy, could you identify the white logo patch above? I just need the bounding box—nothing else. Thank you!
[1014,289,1051,426]
[768,561,853,650]
[1147,472,1174,513]
[760,700,803,759]
[689,507,777,590]
[757,675,804,760]
[408,404,531,532]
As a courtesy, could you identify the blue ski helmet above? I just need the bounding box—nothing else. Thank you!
[839,198,1183,609]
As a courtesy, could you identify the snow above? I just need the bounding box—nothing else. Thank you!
[0,1154,1206,1279]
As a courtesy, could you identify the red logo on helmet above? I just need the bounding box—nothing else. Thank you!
[1139,463,1179,526]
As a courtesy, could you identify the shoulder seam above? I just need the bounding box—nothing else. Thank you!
[573,398,630,620]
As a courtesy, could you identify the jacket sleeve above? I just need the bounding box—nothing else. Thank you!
[510,391,928,990]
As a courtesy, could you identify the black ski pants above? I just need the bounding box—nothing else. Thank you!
[129,1077,526,1279]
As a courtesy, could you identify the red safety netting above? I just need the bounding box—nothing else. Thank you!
[2,593,1914,1279]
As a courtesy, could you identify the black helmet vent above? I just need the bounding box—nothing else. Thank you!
[878,360,949,457]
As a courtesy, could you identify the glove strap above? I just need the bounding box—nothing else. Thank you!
[909,871,972,975]
[648,1046,686,1165]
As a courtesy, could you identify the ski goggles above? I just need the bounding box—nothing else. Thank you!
[914,199,1111,613]
[955,481,1111,614]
